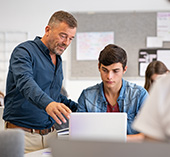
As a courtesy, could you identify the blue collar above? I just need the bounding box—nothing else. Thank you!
[34,36,50,56]
[99,79,126,101]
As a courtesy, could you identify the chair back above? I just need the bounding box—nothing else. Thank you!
[0,129,24,157]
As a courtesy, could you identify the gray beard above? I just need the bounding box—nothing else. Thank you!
[51,49,62,56]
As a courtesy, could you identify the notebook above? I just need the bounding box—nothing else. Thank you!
[69,112,127,142]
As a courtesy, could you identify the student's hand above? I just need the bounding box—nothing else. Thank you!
[127,133,144,143]
[46,102,72,125]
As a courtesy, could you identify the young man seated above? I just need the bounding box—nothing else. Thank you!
[77,44,148,141]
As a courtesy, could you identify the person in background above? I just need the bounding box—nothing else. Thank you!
[77,44,148,141]
[133,73,170,142]
[3,10,78,153]
[144,60,169,92]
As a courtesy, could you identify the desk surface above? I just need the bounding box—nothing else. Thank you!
[25,138,170,157]
[24,148,52,157]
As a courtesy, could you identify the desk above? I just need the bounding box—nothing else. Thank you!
[25,138,170,157]
[49,138,170,157]
[24,148,52,157]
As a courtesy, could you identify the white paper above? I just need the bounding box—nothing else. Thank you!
[140,62,149,76]
[146,36,163,48]
[157,12,170,41]
[76,32,114,60]
[157,50,170,69]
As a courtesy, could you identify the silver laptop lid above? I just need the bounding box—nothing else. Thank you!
[69,112,127,142]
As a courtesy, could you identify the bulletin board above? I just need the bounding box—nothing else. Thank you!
[70,12,170,79]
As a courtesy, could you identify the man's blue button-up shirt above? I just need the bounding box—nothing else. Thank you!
[3,36,77,129]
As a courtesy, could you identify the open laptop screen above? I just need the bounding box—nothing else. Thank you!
[69,112,127,142]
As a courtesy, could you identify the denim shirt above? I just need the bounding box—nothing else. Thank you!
[77,79,148,134]
[3,36,77,129]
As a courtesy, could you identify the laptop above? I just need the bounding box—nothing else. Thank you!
[69,112,127,142]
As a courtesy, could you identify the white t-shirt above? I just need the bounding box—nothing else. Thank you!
[133,74,170,142]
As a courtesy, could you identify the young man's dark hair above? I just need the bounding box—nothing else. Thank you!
[98,44,127,69]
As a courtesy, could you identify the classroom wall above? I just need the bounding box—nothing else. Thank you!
[0,0,169,101]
